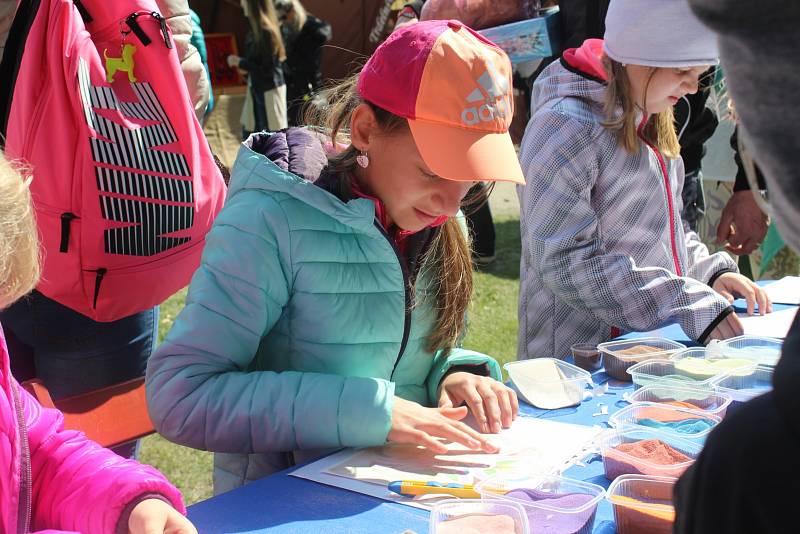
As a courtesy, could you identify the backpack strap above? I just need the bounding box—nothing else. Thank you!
[0,0,41,141]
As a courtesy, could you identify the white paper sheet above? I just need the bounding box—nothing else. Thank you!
[738,307,797,338]
[290,417,602,510]
[763,277,800,305]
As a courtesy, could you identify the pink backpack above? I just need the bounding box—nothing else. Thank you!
[0,0,226,321]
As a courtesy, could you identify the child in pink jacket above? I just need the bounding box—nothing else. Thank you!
[0,152,196,534]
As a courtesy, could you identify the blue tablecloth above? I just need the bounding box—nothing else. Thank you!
[187,294,796,533]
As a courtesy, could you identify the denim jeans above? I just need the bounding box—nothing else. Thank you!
[0,290,158,457]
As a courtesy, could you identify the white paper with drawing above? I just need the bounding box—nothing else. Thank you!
[291,417,601,509]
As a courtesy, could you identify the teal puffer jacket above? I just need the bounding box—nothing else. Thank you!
[146,130,501,485]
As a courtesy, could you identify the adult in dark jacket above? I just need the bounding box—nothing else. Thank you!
[228,0,288,136]
[675,2,800,533]
[274,0,331,126]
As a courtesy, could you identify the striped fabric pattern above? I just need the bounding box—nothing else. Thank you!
[517,60,737,360]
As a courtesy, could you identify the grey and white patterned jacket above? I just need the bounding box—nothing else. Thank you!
[517,42,737,360]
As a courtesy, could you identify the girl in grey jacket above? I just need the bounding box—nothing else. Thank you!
[517,0,770,360]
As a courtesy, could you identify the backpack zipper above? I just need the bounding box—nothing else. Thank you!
[125,12,172,49]
[93,267,107,309]
[637,116,683,276]
[374,222,412,381]
[59,212,78,252]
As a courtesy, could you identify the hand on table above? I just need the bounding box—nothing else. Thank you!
[706,311,744,341]
[128,498,197,534]
[715,190,769,255]
[437,372,518,434]
[712,272,772,316]
[388,397,499,455]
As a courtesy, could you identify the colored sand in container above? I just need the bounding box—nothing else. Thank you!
[614,345,664,356]
[611,495,674,534]
[638,418,713,435]
[505,488,596,534]
[604,439,692,479]
[664,400,701,411]
[675,357,754,380]
[437,513,518,534]
[636,405,703,422]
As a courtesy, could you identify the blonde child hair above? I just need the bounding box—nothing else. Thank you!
[0,152,40,309]
[602,58,681,158]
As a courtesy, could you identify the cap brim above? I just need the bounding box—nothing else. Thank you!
[408,120,525,185]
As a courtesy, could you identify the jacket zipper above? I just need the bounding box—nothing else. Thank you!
[637,116,683,276]
[374,222,412,380]
[11,382,32,534]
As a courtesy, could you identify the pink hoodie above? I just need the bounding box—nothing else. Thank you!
[0,324,186,534]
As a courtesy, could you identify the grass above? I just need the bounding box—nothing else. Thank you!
[139,216,522,505]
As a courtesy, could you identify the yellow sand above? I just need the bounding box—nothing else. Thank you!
[610,495,675,521]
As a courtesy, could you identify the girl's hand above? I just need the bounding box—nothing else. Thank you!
[226,54,240,68]
[388,397,499,455]
[438,372,518,434]
[706,311,744,341]
[712,272,772,315]
[128,499,197,534]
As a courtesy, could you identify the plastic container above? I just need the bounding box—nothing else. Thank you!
[711,364,774,404]
[429,498,529,534]
[714,335,783,368]
[504,358,591,409]
[626,359,717,391]
[669,347,758,381]
[600,427,701,481]
[627,385,733,419]
[597,338,686,381]
[609,402,721,444]
[476,474,604,534]
[607,475,676,534]
[570,342,603,372]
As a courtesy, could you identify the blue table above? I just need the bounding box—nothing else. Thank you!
[188,370,629,534]
[188,295,796,533]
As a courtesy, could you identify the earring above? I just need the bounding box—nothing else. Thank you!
[356,150,370,168]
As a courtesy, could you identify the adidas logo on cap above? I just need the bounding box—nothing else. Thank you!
[461,58,510,126]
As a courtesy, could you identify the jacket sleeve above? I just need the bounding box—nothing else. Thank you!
[146,189,395,454]
[18,382,184,534]
[673,157,739,283]
[519,110,731,341]
[425,349,503,406]
[155,0,210,121]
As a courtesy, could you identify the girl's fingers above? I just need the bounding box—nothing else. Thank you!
[508,388,520,419]
[477,384,502,433]
[407,428,449,454]
[493,384,514,428]
[462,390,489,433]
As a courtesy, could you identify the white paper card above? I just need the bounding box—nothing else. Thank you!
[763,277,800,305]
[738,307,797,338]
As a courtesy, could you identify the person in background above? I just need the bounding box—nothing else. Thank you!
[394,0,424,30]
[0,152,196,534]
[228,0,288,137]
[675,2,800,532]
[146,20,523,495]
[273,0,331,126]
[189,8,214,122]
[517,0,771,361]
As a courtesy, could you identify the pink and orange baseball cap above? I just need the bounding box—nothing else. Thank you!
[357,20,525,185]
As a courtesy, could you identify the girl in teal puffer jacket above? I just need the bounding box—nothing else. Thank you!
[146,19,527,494]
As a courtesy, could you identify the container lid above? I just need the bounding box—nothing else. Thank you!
[504,358,591,383]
